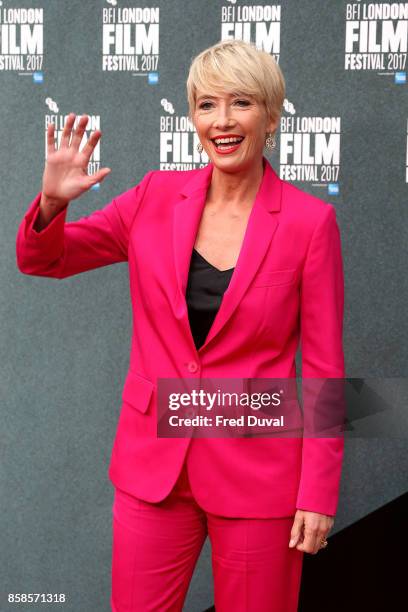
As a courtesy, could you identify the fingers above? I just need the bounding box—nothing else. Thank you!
[297,522,332,554]
[81,129,102,162]
[71,114,89,151]
[46,122,56,156]
[60,112,76,148]
[289,513,304,548]
[50,112,107,180]
[290,512,333,555]
[296,526,326,554]
[58,112,103,162]
[90,167,112,185]
[46,114,80,155]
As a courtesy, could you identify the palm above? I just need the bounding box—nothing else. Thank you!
[43,148,94,201]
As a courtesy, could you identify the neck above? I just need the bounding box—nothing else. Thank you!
[207,157,265,212]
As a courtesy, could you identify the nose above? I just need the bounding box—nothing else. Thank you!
[213,103,235,129]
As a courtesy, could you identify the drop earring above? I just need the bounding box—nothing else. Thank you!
[265,133,276,150]
[197,142,203,153]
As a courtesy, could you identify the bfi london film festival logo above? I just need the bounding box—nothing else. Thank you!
[345,2,407,83]
[0,2,43,80]
[44,100,102,191]
[102,0,159,82]
[160,98,208,170]
[220,1,281,60]
[280,100,341,196]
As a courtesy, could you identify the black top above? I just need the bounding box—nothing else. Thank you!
[186,248,234,350]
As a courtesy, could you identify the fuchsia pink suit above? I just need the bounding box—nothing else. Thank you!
[16,156,345,611]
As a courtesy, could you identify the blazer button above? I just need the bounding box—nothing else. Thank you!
[187,361,199,373]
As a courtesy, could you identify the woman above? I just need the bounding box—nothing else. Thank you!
[16,40,345,612]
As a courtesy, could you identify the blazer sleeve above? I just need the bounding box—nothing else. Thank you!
[15,170,155,279]
[296,204,346,516]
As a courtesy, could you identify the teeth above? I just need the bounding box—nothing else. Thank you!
[214,137,243,145]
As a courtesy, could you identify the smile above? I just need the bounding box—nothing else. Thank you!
[210,135,245,155]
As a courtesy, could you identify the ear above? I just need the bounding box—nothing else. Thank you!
[266,115,279,133]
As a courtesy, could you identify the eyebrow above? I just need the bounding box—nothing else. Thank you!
[196,93,251,102]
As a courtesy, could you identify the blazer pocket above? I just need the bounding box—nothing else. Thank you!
[122,370,155,414]
[252,268,297,288]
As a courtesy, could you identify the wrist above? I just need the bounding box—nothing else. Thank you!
[40,193,69,210]
[34,194,69,232]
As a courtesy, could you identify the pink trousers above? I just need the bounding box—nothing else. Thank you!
[111,458,303,612]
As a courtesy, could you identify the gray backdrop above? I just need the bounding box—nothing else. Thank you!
[2,1,407,610]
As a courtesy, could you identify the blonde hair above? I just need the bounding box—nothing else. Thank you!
[186,39,285,135]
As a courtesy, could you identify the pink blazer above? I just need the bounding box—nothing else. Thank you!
[16,156,345,518]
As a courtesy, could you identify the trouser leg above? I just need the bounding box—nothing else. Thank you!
[208,513,304,612]
[111,462,207,612]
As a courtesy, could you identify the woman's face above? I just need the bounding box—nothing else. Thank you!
[193,88,277,173]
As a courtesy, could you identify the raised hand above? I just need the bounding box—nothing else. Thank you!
[41,113,112,210]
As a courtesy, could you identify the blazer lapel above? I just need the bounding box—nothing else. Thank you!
[172,156,282,353]
[173,163,213,309]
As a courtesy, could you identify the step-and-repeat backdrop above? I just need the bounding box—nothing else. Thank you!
[2,1,407,610]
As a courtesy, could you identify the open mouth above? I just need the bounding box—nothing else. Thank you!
[210,136,245,153]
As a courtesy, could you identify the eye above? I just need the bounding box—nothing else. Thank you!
[198,101,212,110]
[235,99,251,106]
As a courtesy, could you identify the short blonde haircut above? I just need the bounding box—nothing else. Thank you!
[186,39,285,135]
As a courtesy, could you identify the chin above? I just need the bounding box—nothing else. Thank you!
[212,156,256,172]
[212,159,243,172]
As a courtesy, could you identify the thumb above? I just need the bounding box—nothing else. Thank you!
[90,167,112,185]
[289,513,304,548]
